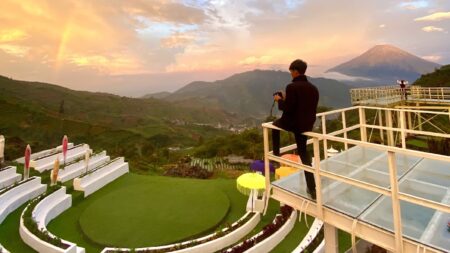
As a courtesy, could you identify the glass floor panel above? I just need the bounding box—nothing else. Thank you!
[272,146,450,251]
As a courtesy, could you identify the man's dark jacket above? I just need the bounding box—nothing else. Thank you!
[275,75,319,133]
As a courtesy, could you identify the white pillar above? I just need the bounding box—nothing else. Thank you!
[388,152,404,252]
[0,135,4,164]
[324,223,339,253]
[386,110,394,146]
[263,126,270,215]
[359,107,367,142]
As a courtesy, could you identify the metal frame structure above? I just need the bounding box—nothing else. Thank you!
[351,86,450,106]
[262,106,449,253]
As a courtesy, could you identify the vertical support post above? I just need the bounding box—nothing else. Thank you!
[399,110,406,149]
[417,103,423,131]
[313,137,323,219]
[386,110,394,146]
[387,151,404,253]
[322,115,328,158]
[341,111,348,150]
[359,107,367,142]
[0,135,4,166]
[324,223,339,253]
[263,126,270,215]
[378,109,384,144]
[407,111,412,137]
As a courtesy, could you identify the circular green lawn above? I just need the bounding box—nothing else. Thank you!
[79,179,230,248]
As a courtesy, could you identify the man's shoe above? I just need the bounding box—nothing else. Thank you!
[307,188,316,200]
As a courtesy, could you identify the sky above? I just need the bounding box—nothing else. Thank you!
[0,0,449,96]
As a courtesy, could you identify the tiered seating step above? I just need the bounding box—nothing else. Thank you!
[0,177,46,224]
[0,166,21,190]
[30,144,91,173]
[15,143,74,163]
[58,151,110,183]
[73,157,129,197]
[19,186,85,253]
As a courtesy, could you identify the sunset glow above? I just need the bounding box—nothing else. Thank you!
[0,0,449,95]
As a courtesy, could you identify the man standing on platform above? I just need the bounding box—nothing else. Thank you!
[272,59,319,199]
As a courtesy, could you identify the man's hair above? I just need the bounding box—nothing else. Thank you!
[289,59,307,74]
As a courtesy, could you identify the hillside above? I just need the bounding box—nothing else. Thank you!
[0,75,238,171]
[164,70,351,118]
[414,64,450,87]
[328,44,440,84]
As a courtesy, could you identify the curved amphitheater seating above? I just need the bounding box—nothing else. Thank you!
[101,212,261,253]
[73,157,129,197]
[0,243,10,253]
[0,166,21,189]
[292,219,324,253]
[15,143,74,163]
[58,151,110,183]
[0,177,46,224]
[224,210,297,253]
[30,144,91,173]
[19,187,85,253]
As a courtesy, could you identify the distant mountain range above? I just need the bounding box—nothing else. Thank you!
[328,44,440,85]
[145,70,351,118]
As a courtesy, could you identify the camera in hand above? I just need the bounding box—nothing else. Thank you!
[273,91,283,98]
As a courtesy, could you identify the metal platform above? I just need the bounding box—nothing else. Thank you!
[351,86,450,107]
[262,106,450,253]
[272,145,449,252]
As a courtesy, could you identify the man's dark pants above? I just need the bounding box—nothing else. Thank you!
[272,120,316,193]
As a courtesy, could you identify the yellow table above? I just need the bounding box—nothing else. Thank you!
[275,166,299,180]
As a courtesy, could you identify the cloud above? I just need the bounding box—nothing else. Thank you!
[422,55,442,62]
[422,26,445,32]
[415,12,450,21]
[399,1,429,10]
[160,33,195,48]
[0,44,30,57]
[379,24,386,28]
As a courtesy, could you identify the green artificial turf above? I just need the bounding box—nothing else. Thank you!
[0,203,36,253]
[46,173,248,252]
[78,175,230,248]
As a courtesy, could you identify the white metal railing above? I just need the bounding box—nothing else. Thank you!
[350,86,450,105]
[262,105,450,253]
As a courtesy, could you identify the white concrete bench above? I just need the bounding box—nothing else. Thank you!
[292,218,324,253]
[58,151,110,183]
[102,212,261,253]
[15,143,74,163]
[0,166,21,190]
[74,157,129,197]
[0,177,46,224]
[30,144,91,173]
[19,186,85,253]
[0,243,10,253]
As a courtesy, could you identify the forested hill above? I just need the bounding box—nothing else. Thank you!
[162,70,351,118]
[0,75,238,171]
[414,65,450,87]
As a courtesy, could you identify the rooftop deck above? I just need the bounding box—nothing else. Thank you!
[262,106,450,252]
